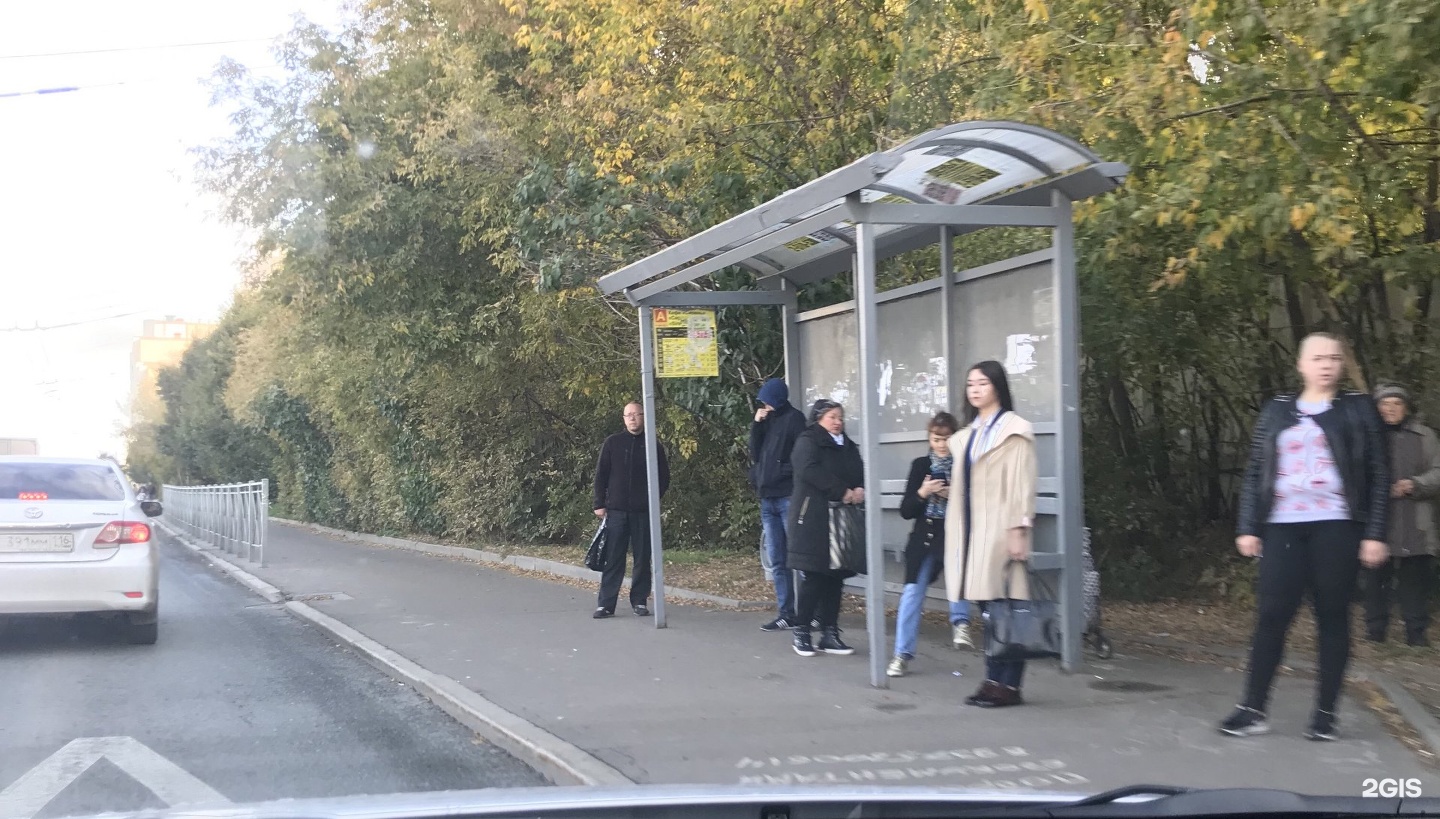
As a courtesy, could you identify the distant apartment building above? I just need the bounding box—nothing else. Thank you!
[130,317,217,410]
[0,438,39,455]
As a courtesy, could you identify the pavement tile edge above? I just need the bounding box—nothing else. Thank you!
[159,518,632,787]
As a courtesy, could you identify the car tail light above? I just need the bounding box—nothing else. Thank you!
[18,492,48,500]
[94,521,151,547]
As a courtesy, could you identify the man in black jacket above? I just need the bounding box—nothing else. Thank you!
[592,402,670,619]
[749,378,807,631]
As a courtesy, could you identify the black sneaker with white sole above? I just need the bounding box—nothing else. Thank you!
[792,629,816,657]
[760,617,794,632]
[592,607,614,619]
[816,627,855,655]
[1217,705,1270,736]
[1304,710,1338,741]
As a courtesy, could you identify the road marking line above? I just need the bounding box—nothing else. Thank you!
[0,736,229,819]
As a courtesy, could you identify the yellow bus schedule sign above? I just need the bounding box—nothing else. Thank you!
[652,308,719,378]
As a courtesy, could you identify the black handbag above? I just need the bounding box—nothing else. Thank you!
[584,519,608,572]
[827,502,867,575]
[983,561,1063,661]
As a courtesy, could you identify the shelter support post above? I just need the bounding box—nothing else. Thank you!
[1052,191,1083,671]
[638,306,668,629]
[781,279,801,399]
[853,220,888,688]
[939,227,956,412]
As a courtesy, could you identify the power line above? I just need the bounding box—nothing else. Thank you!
[0,37,273,61]
[0,311,145,332]
[0,80,132,99]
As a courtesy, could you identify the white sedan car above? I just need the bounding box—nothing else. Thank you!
[0,456,161,643]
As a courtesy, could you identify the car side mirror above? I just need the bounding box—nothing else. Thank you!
[141,500,163,518]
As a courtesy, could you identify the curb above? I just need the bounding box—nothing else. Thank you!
[269,517,948,614]
[269,517,771,610]
[282,601,632,786]
[156,520,284,604]
[1372,676,1440,761]
[158,519,632,787]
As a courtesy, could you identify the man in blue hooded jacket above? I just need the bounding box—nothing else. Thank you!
[749,378,808,631]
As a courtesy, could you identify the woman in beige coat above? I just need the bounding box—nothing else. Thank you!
[944,361,1037,708]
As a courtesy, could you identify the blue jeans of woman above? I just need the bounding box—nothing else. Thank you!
[894,551,972,660]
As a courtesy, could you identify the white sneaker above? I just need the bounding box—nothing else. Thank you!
[886,656,908,677]
[952,623,975,650]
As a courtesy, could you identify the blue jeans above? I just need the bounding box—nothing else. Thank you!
[761,496,794,620]
[894,551,971,660]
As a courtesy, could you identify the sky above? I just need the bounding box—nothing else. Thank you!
[0,0,346,459]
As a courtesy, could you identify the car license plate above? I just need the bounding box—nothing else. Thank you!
[0,533,75,553]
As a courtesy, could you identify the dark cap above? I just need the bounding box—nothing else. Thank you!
[1374,383,1411,406]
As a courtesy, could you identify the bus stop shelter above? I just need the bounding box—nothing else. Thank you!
[597,121,1127,687]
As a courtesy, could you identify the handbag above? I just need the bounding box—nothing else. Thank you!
[827,502,867,575]
[584,519,608,572]
[983,561,1063,661]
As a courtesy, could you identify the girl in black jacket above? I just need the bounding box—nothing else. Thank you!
[1220,333,1390,741]
[886,412,974,677]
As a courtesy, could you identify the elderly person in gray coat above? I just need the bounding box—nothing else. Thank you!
[1364,384,1440,647]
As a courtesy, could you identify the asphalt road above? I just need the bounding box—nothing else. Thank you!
[0,532,547,819]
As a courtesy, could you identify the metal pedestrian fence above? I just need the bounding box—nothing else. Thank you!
[161,480,269,567]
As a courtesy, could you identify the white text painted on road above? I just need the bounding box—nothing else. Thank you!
[736,746,1035,769]
[0,736,230,819]
[734,747,1087,789]
[739,769,1090,789]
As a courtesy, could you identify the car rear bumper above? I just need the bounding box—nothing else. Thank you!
[0,545,158,614]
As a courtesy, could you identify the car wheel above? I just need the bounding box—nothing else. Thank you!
[125,616,158,645]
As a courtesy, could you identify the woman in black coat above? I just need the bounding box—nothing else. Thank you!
[786,399,865,658]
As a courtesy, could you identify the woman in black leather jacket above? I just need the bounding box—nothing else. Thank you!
[1219,333,1390,742]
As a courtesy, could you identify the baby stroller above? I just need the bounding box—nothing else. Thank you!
[1082,527,1113,659]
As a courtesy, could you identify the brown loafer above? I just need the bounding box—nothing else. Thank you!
[977,685,1024,708]
[964,680,1002,706]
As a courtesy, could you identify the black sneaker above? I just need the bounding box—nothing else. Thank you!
[816,627,855,655]
[760,617,794,632]
[592,608,614,619]
[792,629,816,657]
[633,605,650,616]
[811,619,822,630]
[1304,710,1338,741]
[1218,705,1270,737]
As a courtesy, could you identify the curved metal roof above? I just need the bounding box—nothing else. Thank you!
[599,121,1128,301]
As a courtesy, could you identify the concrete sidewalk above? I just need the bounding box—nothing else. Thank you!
[190,519,1434,795]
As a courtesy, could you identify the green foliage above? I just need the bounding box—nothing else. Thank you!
[124,0,1440,599]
